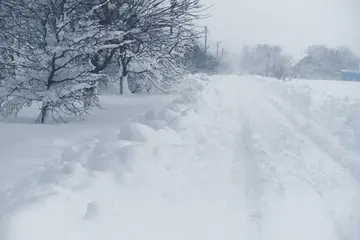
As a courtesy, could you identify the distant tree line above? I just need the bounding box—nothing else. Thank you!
[238,44,360,80]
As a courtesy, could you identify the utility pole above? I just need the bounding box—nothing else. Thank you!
[204,26,208,53]
[216,41,222,61]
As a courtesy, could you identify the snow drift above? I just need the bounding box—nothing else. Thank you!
[2,75,360,240]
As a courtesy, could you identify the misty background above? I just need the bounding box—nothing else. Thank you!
[200,0,358,56]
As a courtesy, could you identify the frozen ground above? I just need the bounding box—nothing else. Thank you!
[1,74,360,240]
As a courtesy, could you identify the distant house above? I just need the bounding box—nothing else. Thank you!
[341,70,360,81]
[290,54,332,79]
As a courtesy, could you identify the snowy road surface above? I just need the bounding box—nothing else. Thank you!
[1,75,360,240]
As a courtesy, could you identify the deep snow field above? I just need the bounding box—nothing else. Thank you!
[1,74,360,240]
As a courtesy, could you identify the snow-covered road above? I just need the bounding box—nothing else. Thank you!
[1,75,360,240]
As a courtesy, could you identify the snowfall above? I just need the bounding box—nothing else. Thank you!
[1,74,360,240]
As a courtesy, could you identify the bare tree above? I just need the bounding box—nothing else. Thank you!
[239,44,292,79]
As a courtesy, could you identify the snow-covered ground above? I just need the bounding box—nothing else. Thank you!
[0,94,177,231]
[1,74,360,240]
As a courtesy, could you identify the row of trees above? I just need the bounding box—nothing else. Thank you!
[0,0,207,123]
[238,44,360,80]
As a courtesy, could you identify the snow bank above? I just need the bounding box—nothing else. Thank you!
[168,73,210,94]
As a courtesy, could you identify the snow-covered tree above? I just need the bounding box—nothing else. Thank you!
[87,0,205,94]
[0,0,207,123]
[0,3,16,82]
[0,0,109,123]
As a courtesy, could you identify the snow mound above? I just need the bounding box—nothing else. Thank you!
[170,73,210,94]
[118,122,156,142]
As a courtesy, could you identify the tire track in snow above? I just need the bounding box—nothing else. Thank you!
[237,77,360,240]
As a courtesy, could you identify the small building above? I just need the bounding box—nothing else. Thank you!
[291,54,331,79]
[341,70,360,81]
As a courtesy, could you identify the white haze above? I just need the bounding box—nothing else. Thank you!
[200,0,358,56]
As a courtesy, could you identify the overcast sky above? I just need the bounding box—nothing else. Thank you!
[199,0,358,57]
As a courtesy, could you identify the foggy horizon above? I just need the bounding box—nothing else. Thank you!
[199,0,359,57]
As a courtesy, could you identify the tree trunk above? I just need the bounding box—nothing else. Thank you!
[38,55,55,124]
[84,86,96,109]
[120,75,124,95]
[119,69,132,95]
[38,102,49,124]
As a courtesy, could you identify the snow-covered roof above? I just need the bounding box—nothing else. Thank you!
[289,54,311,67]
